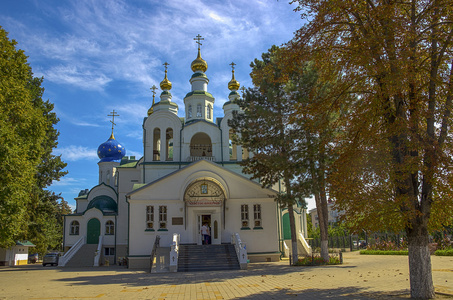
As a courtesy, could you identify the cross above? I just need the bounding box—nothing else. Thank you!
[240,86,246,95]
[194,34,204,49]
[107,110,119,135]
[150,85,158,96]
[230,62,236,71]
[163,62,170,71]
[150,85,158,102]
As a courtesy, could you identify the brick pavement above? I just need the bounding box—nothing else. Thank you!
[0,251,452,299]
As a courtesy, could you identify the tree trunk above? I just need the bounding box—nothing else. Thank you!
[315,193,329,262]
[287,203,299,265]
[407,224,435,299]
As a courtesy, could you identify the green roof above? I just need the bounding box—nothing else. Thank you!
[184,90,214,99]
[16,240,35,247]
[132,183,147,190]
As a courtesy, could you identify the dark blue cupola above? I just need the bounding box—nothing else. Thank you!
[97,132,126,162]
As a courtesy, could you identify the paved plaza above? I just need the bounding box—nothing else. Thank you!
[0,251,452,299]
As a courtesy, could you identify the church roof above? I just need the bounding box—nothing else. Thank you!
[86,195,118,214]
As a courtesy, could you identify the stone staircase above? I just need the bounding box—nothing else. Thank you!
[64,244,97,267]
[177,244,240,272]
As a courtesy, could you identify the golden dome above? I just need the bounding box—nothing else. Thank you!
[160,69,172,91]
[191,48,208,73]
[228,70,240,91]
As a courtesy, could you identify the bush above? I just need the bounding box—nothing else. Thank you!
[296,255,341,266]
[366,240,407,251]
[434,249,453,256]
[360,250,408,255]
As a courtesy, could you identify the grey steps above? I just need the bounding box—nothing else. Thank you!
[177,244,240,272]
[64,244,98,267]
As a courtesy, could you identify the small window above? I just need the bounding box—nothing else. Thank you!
[254,204,262,228]
[105,220,114,235]
[146,206,154,229]
[159,206,167,229]
[104,247,115,256]
[188,105,192,119]
[241,204,249,228]
[70,221,79,235]
[207,104,212,119]
[197,104,202,117]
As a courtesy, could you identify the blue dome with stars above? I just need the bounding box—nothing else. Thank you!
[97,133,126,162]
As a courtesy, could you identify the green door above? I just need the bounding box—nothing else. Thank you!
[87,218,100,244]
[282,213,291,240]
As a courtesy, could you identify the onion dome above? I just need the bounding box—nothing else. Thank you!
[228,70,240,91]
[160,69,172,91]
[191,48,208,73]
[97,133,126,162]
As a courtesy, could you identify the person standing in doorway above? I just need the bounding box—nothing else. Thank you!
[201,223,210,245]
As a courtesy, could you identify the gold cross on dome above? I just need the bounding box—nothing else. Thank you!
[163,62,170,71]
[151,85,158,95]
[107,110,119,136]
[230,62,236,71]
[194,34,204,49]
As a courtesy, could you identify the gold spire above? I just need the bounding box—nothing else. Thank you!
[191,34,208,73]
[228,62,240,91]
[107,110,119,139]
[148,85,158,116]
[160,62,172,91]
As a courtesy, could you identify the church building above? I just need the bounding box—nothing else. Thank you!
[62,36,309,269]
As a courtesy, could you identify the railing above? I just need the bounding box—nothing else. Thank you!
[188,156,215,162]
[149,235,160,273]
[94,236,104,267]
[283,240,290,258]
[169,233,180,272]
[231,233,248,270]
[58,236,85,267]
[298,231,312,256]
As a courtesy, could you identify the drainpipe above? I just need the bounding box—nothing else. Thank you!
[219,126,224,166]
[143,123,146,182]
[179,125,184,169]
[114,214,117,265]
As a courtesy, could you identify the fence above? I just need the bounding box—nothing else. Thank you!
[308,232,407,252]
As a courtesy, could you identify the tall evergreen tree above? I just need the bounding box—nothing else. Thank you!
[229,46,308,264]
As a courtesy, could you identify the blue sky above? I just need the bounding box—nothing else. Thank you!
[1,0,314,210]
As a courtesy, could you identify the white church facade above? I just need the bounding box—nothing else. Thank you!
[62,37,309,269]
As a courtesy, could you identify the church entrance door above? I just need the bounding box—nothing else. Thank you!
[87,218,100,244]
[198,214,211,245]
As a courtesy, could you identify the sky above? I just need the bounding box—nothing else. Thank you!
[0,0,315,210]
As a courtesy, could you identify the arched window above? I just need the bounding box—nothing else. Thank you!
[197,104,202,117]
[229,129,237,160]
[70,221,80,235]
[188,105,192,119]
[105,220,114,235]
[207,104,212,119]
[153,128,161,161]
[166,128,173,161]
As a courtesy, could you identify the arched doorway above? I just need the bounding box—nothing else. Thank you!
[184,178,226,245]
[87,218,100,244]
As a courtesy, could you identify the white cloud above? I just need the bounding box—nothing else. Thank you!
[51,177,85,187]
[44,65,112,91]
[54,146,99,161]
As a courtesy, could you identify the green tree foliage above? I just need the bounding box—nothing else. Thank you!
[229,45,310,264]
[290,0,453,297]
[0,27,68,252]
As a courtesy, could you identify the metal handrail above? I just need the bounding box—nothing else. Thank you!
[149,235,160,273]
[58,236,85,267]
